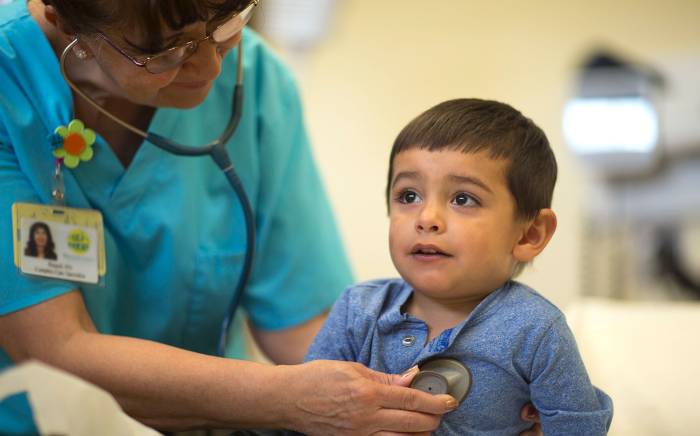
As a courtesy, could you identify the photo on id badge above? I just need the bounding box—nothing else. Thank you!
[19,217,98,283]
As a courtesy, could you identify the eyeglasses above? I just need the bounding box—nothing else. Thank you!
[91,0,258,74]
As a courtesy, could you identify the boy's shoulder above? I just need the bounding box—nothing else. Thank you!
[487,281,566,327]
[504,281,562,310]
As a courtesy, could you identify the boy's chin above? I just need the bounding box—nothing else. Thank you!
[405,278,462,298]
[405,276,496,303]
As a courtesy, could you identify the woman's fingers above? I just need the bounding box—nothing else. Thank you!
[365,365,457,414]
[285,361,453,435]
[369,408,442,434]
[373,432,432,436]
[520,402,540,422]
[519,402,543,436]
[519,424,543,436]
[376,383,456,415]
[386,365,419,387]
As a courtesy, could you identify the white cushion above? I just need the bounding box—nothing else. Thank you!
[565,298,700,436]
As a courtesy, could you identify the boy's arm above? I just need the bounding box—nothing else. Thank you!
[304,288,359,362]
[528,315,613,435]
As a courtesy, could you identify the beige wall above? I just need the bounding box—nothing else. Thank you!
[276,0,700,308]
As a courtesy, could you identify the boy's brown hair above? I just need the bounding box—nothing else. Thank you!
[386,98,557,221]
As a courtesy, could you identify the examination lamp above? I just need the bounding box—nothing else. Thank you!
[562,51,663,178]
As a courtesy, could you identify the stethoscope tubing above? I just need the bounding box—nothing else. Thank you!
[60,38,254,357]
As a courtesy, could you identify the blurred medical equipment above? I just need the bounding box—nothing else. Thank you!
[564,49,700,300]
[251,0,337,50]
[562,52,663,179]
[410,358,471,403]
[60,3,259,357]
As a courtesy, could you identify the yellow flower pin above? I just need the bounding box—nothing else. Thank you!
[53,119,95,168]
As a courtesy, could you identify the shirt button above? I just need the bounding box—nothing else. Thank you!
[401,335,416,347]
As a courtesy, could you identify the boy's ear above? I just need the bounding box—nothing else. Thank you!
[512,209,557,263]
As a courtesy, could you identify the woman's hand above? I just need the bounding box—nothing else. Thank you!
[519,402,542,436]
[280,360,456,436]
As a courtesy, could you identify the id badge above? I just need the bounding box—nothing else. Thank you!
[12,202,106,285]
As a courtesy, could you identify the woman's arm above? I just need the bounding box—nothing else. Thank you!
[0,291,453,434]
[249,312,327,364]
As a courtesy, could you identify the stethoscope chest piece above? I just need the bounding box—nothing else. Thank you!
[410,358,471,403]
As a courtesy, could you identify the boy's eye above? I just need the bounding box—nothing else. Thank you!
[397,190,421,204]
[452,193,478,207]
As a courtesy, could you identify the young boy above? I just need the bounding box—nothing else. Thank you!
[306,99,613,435]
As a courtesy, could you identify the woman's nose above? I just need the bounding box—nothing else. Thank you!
[182,39,223,80]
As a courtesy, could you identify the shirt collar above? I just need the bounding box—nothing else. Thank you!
[375,280,517,335]
[376,280,419,334]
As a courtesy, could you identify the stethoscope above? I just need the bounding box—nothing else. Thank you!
[411,358,472,404]
[60,39,254,357]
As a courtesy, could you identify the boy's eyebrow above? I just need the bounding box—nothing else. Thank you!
[391,171,421,187]
[447,175,494,194]
[392,172,493,194]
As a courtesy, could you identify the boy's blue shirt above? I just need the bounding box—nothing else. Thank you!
[306,279,613,436]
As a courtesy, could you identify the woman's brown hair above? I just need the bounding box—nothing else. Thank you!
[43,0,252,52]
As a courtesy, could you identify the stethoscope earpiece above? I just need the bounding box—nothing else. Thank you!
[410,358,472,403]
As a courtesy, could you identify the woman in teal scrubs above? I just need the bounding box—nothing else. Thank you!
[0,0,456,433]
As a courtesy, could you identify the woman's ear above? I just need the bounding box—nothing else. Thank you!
[43,4,93,60]
[512,209,557,263]
[43,4,71,35]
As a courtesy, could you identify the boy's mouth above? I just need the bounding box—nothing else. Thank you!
[410,244,451,257]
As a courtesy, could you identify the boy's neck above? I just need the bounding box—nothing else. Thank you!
[403,291,486,341]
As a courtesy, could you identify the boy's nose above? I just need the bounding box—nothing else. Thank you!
[415,205,445,233]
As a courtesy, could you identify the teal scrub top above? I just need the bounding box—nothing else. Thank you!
[0,1,353,369]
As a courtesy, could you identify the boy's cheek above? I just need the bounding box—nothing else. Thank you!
[388,218,409,245]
